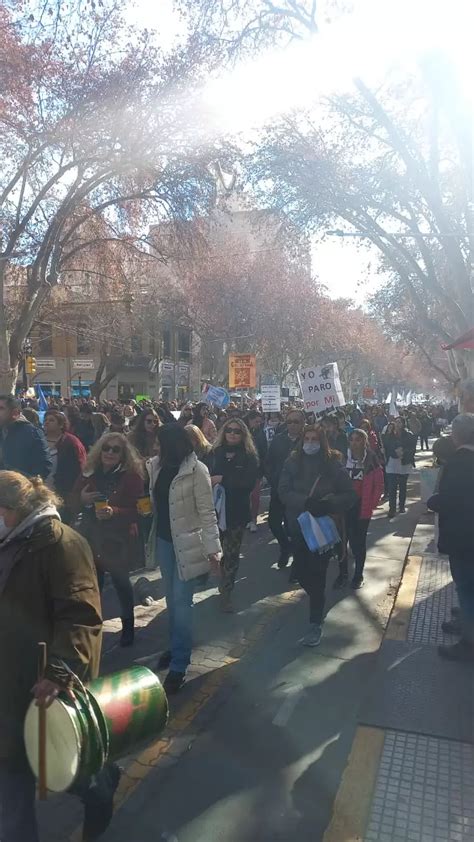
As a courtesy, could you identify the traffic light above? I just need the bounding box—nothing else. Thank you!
[25,356,36,375]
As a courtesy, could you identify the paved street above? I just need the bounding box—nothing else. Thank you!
[36,469,426,842]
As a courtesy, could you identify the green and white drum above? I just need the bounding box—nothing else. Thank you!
[89,665,168,762]
[24,666,168,793]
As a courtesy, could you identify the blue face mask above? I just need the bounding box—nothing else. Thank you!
[303,442,320,455]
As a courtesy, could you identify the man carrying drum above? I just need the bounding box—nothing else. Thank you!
[0,471,115,841]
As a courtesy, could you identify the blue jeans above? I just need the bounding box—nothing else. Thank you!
[449,555,474,643]
[0,763,39,842]
[157,538,195,673]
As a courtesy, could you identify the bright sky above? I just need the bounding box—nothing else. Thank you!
[129,0,474,302]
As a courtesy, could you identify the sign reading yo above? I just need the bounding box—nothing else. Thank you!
[297,362,346,412]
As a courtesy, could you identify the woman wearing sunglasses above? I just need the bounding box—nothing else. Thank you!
[73,432,145,647]
[279,424,357,647]
[128,408,161,460]
[211,418,259,612]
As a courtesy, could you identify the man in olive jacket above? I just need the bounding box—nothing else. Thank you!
[0,495,102,841]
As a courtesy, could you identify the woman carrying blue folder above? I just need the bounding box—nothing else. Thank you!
[279,424,357,647]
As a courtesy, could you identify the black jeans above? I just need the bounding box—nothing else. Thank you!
[0,763,39,842]
[420,434,429,450]
[387,473,408,513]
[450,555,474,643]
[293,540,331,624]
[346,506,370,577]
[97,567,134,620]
[268,491,291,553]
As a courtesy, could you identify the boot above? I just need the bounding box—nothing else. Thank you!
[82,762,121,841]
[120,617,135,647]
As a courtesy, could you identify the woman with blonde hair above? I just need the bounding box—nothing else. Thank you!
[185,423,214,471]
[0,471,104,841]
[211,418,259,612]
[72,432,144,647]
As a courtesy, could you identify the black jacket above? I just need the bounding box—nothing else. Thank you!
[0,418,51,478]
[213,446,259,530]
[428,446,474,557]
[265,432,300,491]
[278,451,357,536]
[251,427,268,478]
[383,429,417,466]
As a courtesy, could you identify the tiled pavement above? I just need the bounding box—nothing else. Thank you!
[408,553,457,646]
[366,732,474,842]
[363,525,474,842]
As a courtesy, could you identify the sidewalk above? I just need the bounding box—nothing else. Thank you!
[324,516,474,842]
[36,470,427,841]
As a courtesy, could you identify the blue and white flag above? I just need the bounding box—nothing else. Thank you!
[36,383,48,412]
[297,512,340,555]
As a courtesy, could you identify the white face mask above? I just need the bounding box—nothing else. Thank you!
[303,442,320,455]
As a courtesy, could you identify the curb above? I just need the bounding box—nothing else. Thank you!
[323,537,424,841]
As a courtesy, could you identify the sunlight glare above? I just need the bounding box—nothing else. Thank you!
[203,0,474,134]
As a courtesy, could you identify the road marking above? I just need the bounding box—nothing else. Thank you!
[323,726,384,842]
[385,554,423,640]
[272,684,304,727]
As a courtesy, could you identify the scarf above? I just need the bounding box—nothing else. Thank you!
[0,504,60,597]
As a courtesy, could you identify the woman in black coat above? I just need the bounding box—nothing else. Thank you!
[279,424,357,647]
[211,418,258,612]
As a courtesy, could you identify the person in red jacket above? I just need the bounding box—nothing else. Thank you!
[344,428,384,589]
[44,410,87,522]
[72,432,144,647]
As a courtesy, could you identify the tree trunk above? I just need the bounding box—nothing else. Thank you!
[0,365,19,395]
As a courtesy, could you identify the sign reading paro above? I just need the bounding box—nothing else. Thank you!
[297,362,346,412]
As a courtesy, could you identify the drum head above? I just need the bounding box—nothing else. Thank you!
[24,698,81,792]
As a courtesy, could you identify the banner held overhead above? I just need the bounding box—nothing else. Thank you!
[261,385,281,413]
[228,354,257,390]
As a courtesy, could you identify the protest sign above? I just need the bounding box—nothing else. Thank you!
[297,362,345,412]
[261,385,281,413]
[228,354,257,389]
[203,385,230,408]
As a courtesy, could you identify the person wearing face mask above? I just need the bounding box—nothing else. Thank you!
[279,424,357,647]
[265,410,305,569]
[339,429,384,589]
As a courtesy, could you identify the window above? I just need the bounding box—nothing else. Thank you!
[162,328,171,359]
[131,333,142,353]
[77,322,91,355]
[36,324,53,356]
[178,329,191,361]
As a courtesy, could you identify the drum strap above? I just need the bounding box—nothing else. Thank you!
[58,661,108,775]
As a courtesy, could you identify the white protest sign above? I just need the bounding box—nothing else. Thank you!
[261,385,281,413]
[297,362,346,412]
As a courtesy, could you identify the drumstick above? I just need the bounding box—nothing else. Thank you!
[38,641,48,800]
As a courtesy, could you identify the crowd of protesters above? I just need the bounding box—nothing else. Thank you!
[0,387,471,684]
[0,379,472,839]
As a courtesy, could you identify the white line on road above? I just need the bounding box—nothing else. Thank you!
[272,684,304,727]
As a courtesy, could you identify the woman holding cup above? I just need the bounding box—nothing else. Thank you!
[73,432,144,647]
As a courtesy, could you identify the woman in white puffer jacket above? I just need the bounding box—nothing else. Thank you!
[146,424,221,694]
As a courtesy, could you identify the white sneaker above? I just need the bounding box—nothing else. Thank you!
[301,624,322,647]
[249,521,257,533]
